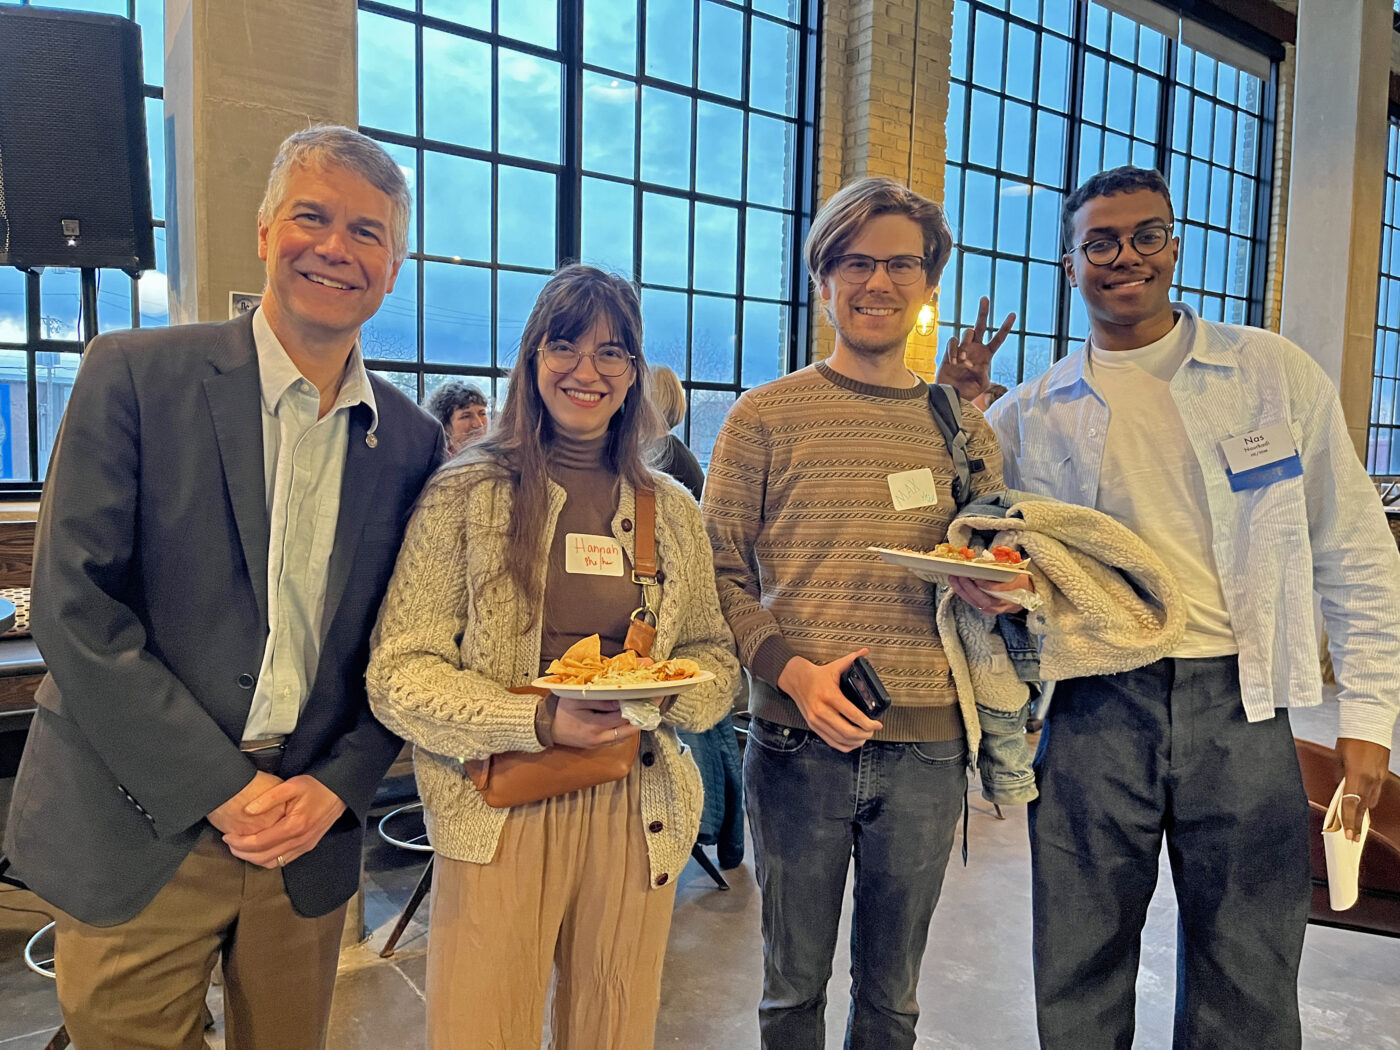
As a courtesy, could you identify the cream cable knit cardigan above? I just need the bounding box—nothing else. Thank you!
[367,461,739,889]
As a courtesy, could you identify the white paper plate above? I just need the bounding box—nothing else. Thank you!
[531,669,716,701]
[867,546,1029,584]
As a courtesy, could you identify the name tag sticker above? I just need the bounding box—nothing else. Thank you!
[565,533,625,576]
[887,468,939,511]
[1221,424,1303,492]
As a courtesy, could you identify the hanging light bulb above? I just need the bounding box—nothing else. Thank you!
[915,302,935,336]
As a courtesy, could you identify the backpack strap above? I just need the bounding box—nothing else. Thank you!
[926,384,985,506]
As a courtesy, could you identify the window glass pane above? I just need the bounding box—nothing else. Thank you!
[424,0,490,30]
[746,114,794,208]
[379,140,420,255]
[135,0,164,86]
[499,0,557,49]
[0,348,33,481]
[644,0,694,85]
[749,17,797,117]
[363,260,419,362]
[698,1,743,99]
[498,270,551,364]
[695,102,743,199]
[584,0,639,74]
[693,202,739,295]
[0,270,25,344]
[34,350,80,481]
[640,88,693,189]
[740,299,784,387]
[1005,23,1034,102]
[39,269,82,342]
[136,228,169,329]
[742,208,787,300]
[145,96,165,221]
[424,262,492,366]
[365,367,418,404]
[641,287,688,374]
[750,0,796,22]
[583,73,637,178]
[98,273,133,334]
[581,177,636,275]
[424,152,492,261]
[641,192,691,288]
[498,166,557,269]
[423,30,492,151]
[690,294,735,382]
[687,388,735,468]
[358,12,416,135]
[499,51,563,163]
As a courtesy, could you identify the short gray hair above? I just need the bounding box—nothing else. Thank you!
[258,125,412,264]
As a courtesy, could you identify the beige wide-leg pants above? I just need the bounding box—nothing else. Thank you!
[427,763,678,1050]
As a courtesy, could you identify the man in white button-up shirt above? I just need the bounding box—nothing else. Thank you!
[946,166,1400,1050]
[5,126,443,1049]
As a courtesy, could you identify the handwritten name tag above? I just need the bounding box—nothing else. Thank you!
[887,468,939,511]
[1220,423,1303,492]
[565,533,625,576]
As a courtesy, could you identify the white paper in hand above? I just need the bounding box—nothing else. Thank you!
[619,699,663,730]
[1321,779,1371,911]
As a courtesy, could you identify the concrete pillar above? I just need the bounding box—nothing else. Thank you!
[164,0,358,324]
[1279,0,1391,457]
[812,0,954,373]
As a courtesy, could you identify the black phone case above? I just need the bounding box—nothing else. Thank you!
[839,656,892,719]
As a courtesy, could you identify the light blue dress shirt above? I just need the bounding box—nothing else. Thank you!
[987,303,1400,747]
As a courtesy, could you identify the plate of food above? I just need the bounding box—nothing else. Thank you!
[868,543,1031,584]
[533,634,715,700]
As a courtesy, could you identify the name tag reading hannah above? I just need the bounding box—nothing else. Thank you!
[1220,423,1303,492]
[887,468,939,511]
[565,533,625,576]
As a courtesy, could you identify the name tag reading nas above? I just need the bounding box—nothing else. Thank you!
[565,533,625,576]
[1220,423,1303,492]
[887,468,939,511]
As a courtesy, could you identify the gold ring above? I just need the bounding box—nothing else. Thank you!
[276,855,286,868]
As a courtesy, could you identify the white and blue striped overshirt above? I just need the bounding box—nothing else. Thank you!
[987,303,1400,748]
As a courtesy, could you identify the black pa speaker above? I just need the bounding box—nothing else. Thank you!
[0,7,154,274]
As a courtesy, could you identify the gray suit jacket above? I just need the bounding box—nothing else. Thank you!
[3,311,443,924]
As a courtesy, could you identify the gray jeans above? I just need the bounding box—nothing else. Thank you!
[744,718,968,1050]
[1030,656,1310,1050]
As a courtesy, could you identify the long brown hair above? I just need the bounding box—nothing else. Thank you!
[455,264,662,606]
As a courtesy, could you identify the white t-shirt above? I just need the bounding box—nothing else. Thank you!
[1087,312,1238,658]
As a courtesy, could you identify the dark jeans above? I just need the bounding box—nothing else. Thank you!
[1030,656,1310,1050]
[744,717,968,1050]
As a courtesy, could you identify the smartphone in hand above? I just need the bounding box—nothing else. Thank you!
[839,655,891,719]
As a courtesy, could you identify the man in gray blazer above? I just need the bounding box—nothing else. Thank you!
[3,125,442,1049]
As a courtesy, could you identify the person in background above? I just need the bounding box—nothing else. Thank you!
[648,365,705,501]
[972,381,1007,413]
[951,164,1400,1050]
[425,379,490,454]
[3,125,443,1049]
[703,175,1017,1050]
[367,264,738,1050]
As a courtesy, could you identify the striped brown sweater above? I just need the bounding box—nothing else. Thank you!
[702,361,1004,742]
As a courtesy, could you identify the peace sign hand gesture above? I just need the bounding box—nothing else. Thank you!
[935,296,1016,403]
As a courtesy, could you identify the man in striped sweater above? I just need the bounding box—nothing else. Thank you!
[958,165,1400,1050]
[702,177,1018,1050]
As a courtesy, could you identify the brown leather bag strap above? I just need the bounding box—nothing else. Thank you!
[633,486,657,579]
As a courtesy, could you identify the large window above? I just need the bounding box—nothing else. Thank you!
[1369,115,1400,475]
[356,0,817,464]
[943,0,1275,389]
[0,0,167,492]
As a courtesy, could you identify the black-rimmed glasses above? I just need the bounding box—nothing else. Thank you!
[538,340,635,377]
[1069,225,1173,267]
[831,253,928,286]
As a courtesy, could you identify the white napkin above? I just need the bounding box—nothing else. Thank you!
[620,699,663,731]
[1321,779,1371,911]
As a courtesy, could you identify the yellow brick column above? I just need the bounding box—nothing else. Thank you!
[811,0,956,376]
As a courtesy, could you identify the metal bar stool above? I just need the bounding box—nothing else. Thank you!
[376,802,434,958]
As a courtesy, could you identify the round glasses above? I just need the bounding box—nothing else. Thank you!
[831,253,928,286]
[538,340,635,377]
[1070,225,1172,267]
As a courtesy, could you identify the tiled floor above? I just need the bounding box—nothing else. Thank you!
[2,700,1398,1049]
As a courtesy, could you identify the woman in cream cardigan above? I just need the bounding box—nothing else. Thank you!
[367,265,738,1050]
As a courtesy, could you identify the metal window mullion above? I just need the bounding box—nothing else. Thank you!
[1054,0,1088,357]
[685,0,701,399]
[790,0,820,378]
[560,0,584,267]
[731,7,752,385]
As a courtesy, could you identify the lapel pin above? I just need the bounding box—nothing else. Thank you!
[365,433,379,449]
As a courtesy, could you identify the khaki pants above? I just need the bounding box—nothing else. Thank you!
[53,829,346,1050]
[428,763,677,1050]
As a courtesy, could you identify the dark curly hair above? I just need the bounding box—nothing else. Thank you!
[1061,166,1175,249]
[423,381,488,431]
